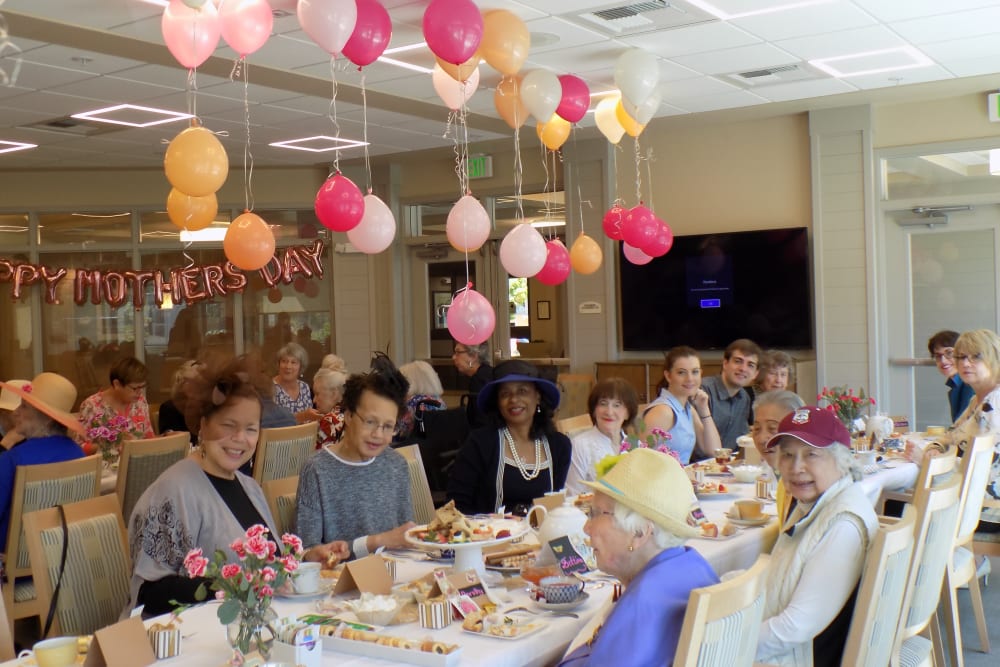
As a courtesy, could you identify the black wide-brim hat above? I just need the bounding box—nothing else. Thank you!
[476,359,561,413]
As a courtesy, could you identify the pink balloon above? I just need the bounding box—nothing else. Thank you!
[298,0,359,56]
[219,0,273,57]
[423,0,483,65]
[347,194,396,253]
[602,204,626,241]
[432,63,480,110]
[556,74,590,124]
[315,173,365,232]
[535,240,571,286]
[447,288,496,345]
[643,219,674,257]
[622,204,658,249]
[342,0,392,67]
[161,0,221,69]
[499,223,547,277]
[446,194,490,252]
[623,242,653,266]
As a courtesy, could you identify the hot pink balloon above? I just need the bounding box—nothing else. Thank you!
[219,0,273,57]
[643,219,674,257]
[446,194,490,252]
[447,287,496,345]
[499,223,547,277]
[315,173,365,232]
[342,0,392,67]
[535,240,571,286]
[556,74,590,124]
[298,0,358,55]
[602,204,626,241]
[423,0,483,65]
[347,194,396,253]
[162,0,221,69]
[623,242,653,266]
[622,204,658,250]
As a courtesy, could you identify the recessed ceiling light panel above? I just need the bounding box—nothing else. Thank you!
[0,140,37,154]
[810,46,933,79]
[71,104,193,128]
[685,0,834,20]
[269,135,369,153]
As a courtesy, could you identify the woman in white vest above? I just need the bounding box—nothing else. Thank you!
[756,406,878,667]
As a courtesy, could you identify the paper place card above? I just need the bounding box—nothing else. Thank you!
[548,536,590,575]
[84,616,156,667]
[334,554,393,595]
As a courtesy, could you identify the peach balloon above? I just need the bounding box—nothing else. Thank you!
[224,211,275,271]
[595,95,625,144]
[494,75,527,130]
[570,233,603,274]
[615,99,645,138]
[480,9,530,76]
[437,54,481,82]
[537,114,571,151]
[164,122,229,197]
[167,188,217,231]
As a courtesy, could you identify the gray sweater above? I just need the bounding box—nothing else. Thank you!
[295,447,413,557]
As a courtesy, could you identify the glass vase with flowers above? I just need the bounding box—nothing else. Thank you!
[84,413,131,466]
[817,385,876,436]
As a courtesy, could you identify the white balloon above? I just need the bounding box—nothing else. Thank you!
[347,194,396,253]
[614,49,659,108]
[298,0,358,55]
[622,89,662,125]
[446,195,490,252]
[499,223,547,277]
[520,69,561,123]
[182,0,208,8]
[432,63,480,110]
[594,94,625,144]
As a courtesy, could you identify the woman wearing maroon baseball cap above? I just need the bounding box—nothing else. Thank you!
[756,406,878,667]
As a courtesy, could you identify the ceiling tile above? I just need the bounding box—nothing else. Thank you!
[941,55,1000,78]
[261,34,331,70]
[730,2,876,41]
[3,0,162,31]
[889,6,1000,44]
[845,64,954,90]
[671,43,799,76]
[754,77,858,102]
[0,89,103,115]
[619,21,760,58]
[524,16,608,54]
[676,89,769,113]
[526,42,626,74]
[851,0,1000,23]
[775,25,905,61]
[0,60,96,90]
[663,75,741,100]
[15,44,146,75]
[144,91,244,116]
[111,64,230,90]
[49,75,176,103]
[920,32,1000,62]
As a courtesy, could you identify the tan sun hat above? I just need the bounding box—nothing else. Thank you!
[582,448,703,539]
[0,372,84,435]
[0,379,29,411]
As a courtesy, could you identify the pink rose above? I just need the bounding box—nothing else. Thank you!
[281,555,299,572]
[230,538,246,559]
[261,567,276,582]
[246,524,268,540]
[259,585,274,598]
[281,534,304,554]
[245,534,269,559]
[221,564,242,580]
[183,548,208,578]
[266,541,277,559]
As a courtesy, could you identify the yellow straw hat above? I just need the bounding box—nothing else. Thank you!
[0,379,29,411]
[0,372,84,435]
[582,448,703,539]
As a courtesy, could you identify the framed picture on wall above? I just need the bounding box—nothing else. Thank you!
[537,300,551,320]
[433,292,451,329]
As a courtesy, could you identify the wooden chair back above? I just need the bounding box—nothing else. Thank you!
[840,508,917,667]
[262,476,299,536]
[253,422,319,484]
[877,444,957,514]
[115,432,190,523]
[673,554,770,667]
[2,455,101,627]
[396,445,436,525]
[0,581,12,661]
[23,494,131,637]
[556,413,593,437]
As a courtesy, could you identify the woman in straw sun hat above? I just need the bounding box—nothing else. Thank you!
[0,378,30,450]
[559,448,719,666]
[0,372,86,548]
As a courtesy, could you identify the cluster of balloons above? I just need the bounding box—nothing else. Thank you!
[314,172,397,254]
[594,49,663,143]
[603,203,673,266]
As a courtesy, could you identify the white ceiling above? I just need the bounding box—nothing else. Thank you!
[1,0,1000,170]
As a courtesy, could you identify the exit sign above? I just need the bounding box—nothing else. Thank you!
[466,154,493,179]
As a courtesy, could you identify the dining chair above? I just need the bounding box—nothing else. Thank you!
[555,373,595,420]
[0,581,13,661]
[555,413,593,437]
[115,432,190,523]
[23,494,131,637]
[673,553,770,667]
[395,444,436,525]
[2,455,102,632]
[876,444,957,515]
[934,433,994,667]
[891,475,962,667]
[252,421,319,485]
[262,475,299,536]
[839,507,917,667]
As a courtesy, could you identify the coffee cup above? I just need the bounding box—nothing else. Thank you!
[18,637,78,667]
[734,499,764,520]
[292,561,321,594]
[539,575,584,604]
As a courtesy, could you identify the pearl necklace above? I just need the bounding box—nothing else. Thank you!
[503,427,543,481]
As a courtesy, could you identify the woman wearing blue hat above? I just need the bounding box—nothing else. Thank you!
[447,360,571,516]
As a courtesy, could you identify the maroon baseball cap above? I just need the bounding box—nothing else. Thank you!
[764,406,850,452]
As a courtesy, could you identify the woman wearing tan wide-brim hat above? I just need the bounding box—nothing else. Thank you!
[0,378,29,450]
[0,372,87,548]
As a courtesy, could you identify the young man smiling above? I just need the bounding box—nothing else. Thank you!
[702,339,761,450]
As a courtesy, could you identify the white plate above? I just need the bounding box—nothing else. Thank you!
[405,518,528,550]
[463,620,546,641]
[725,515,772,527]
[693,528,741,541]
[275,580,334,599]
[534,590,589,612]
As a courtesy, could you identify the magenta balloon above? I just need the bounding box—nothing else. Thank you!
[347,194,396,253]
[622,205,658,249]
[423,0,484,65]
[447,288,496,345]
[643,219,674,257]
[298,0,359,55]
[623,242,653,266]
[342,0,392,67]
[556,74,590,124]
[602,204,626,241]
[219,0,273,57]
[162,0,221,69]
[315,173,365,232]
[535,240,571,286]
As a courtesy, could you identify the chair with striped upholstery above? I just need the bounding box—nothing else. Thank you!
[115,432,190,523]
[673,553,770,667]
[2,455,102,631]
[396,445,435,525]
[23,494,131,637]
[253,422,319,485]
[263,475,299,536]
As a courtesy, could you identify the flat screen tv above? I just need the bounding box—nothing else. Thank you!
[618,227,812,351]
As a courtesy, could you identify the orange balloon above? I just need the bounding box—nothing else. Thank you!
[164,121,229,197]
[537,114,571,151]
[167,188,217,231]
[481,10,530,76]
[436,54,480,82]
[615,100,645,138]
[494,75,528,130]
[224,211,275,271]
[570,233,603,274]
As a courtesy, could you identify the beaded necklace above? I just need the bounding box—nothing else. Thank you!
[502,426,542,481]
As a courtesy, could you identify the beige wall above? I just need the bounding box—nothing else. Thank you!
[874,93,997,148]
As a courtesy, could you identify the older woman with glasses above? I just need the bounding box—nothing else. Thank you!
[453,341,493,427]
[927,329,975,422]
[77,356,154,457]
[296,361,416,563]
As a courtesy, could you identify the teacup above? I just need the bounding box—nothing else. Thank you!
[18,636,78,667]
[714,448,733,465]
[733,499,764,520]
[292,561,321,594]
[539,575,584,604]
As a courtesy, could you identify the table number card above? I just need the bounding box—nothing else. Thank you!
[548,536,590,575]
[333,553,393,595]
[83,616,156,667]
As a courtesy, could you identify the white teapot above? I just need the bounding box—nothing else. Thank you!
[866,413,894,446]
[527,499,588,563]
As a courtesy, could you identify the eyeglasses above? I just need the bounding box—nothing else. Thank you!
[126,383,147,392]
[932,349,954,362]
[453,347,470,356]
[955,352,984,364]
[352,412,399,436]
[584,506,615,521]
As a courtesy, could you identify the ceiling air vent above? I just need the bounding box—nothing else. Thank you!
[593,1,669,21]
[20,115,119,137]
[724,63,819,88]
[571,1,712,36]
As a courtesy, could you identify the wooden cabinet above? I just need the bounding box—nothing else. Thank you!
[595,360,723,403]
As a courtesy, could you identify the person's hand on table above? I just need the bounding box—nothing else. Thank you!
[904,438,942,463]
[304,540,350,567]
[371,521,417,551]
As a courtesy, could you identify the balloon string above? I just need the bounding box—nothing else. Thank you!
[328,56,340,174]
[644,147,656,213]
[361,71,372,193]
[445,109,461,198]
[633,135,642,204]
[512,125,523,223]
[240,58,254,212]
[612,142,621,206]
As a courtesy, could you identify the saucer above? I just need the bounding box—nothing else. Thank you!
[534,590,590,612]
[725,514,771,527]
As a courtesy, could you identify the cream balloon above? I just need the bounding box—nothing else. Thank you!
[446,195,490,252]
[594,95,625,144]
[347,194,396,253]
[499,223,547,277]
[432,63,480,110]
[519,69,561,123]
[622,89,662,125]
[614,49,659,108]
[570,233,603,274]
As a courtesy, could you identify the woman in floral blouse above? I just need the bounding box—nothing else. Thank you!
[77,356,154,459]
[272,342,314,422]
